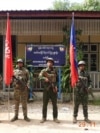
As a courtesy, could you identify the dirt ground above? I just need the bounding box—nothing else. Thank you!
[0,100,100,133]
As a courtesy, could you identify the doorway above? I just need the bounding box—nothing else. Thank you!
[0,35,16,75]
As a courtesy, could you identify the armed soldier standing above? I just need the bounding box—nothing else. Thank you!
[11,59,30,122]
[73,61,92,123]
[39,58,60,123]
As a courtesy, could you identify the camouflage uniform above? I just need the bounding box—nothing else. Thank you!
[39,67,59,123]
[11,66,30,121]
[73,68,92,123]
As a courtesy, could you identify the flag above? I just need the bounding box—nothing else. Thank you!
[4,13,13,86]
[69,13,78,88]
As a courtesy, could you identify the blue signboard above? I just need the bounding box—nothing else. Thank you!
[26,45,66,67]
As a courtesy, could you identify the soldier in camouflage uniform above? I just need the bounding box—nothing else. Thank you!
[73,61,92,123]
[11,59,30,122]
[39,58,60,123]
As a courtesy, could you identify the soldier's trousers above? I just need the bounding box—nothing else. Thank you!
[42,88,58,119]
[14,88,28,117]
[73,93,88,118]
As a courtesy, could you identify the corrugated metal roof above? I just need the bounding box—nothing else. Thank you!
[0,10,99,19]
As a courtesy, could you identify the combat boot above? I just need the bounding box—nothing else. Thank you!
[73,117,77,123]
[84,117,91,123]
[40,118,46,123]
[11,115,18,122]
[24,116,30,122]
[53,118,60,123]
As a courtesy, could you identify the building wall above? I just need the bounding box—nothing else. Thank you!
[17,35,63,58]
[0,19,100,35]
[0,18,100,71]
[17,34,100,72]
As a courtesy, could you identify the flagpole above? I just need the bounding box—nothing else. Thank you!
[70,10,79,123]
[6,12,11,121]
[72,89,74,117]
[3,36,5,91]
[8,85,10,121]
[3,39,10,121]
[72,12,75,116]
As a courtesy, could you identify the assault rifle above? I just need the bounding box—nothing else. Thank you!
[12,76,27,90]
[43,71,57,93]
[78,76,94,98]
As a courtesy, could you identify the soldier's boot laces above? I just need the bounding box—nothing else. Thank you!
[53,118,60,123]
[73,117,77,123]
[40,118,46,123]
[11,115,18,122]
[84,117,91,123]
[24,116,30,122]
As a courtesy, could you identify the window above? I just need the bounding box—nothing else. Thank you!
[83,44,89,52]
[83,44,98,71]
[90,54,97,71]
[90,44,97,52]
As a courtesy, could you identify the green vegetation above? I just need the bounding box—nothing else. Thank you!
[50,0,100,11]
[90,99,100,105]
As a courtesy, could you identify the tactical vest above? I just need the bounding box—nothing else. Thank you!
[76,69,89,94]
[44,68,57,83]
[14,68,28,82]
[13,67,29,89]
[78,69,88,88]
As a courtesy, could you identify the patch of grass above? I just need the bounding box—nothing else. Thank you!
[89,99,100,105]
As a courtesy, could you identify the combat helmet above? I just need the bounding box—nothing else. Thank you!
[17,58,24,63]
[78,60,86,66]
[46,57,54,64]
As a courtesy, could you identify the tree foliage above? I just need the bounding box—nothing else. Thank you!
[83,0,100,11]
[51,0,100,11]
[51,0,70,10]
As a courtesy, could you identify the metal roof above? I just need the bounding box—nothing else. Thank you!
[0,10,100,19]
